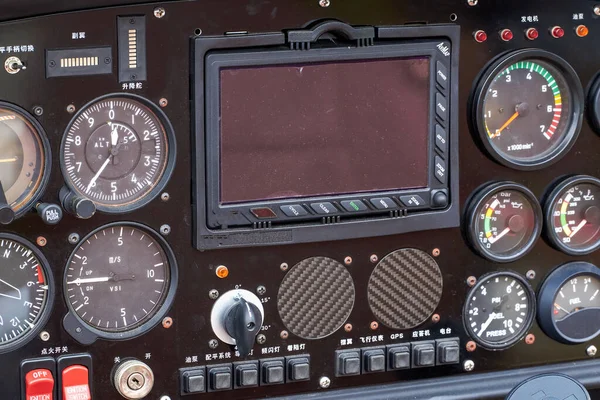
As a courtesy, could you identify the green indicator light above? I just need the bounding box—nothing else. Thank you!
[350,201,360,211]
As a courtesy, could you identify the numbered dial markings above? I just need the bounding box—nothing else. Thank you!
[0,238,50,347]
[61,97,169,210]
[553,275,600,323]
[465,273,535,349]
[65,225,170,332]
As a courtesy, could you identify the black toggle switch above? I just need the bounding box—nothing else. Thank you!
[0,181,15,225]
[224,296,262,357]
[36,203,63,225]
[60,187,96,220]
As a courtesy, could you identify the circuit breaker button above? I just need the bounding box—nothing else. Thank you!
[25,369,54,400]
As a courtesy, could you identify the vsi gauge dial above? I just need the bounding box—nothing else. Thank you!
[63,223,178,343]
[464,271,535,350]
[60,94,176,213]
[0,234,54,354]
[544,176,600,255]
[0,102,51,221]
[466,182,542,263]
[538,262,600,344]
[471,49,583,170]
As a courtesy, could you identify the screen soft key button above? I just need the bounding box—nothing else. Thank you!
[370,197,397,210]
[280,205,308,217]
[341,200,367,212]
[310,202,338,215]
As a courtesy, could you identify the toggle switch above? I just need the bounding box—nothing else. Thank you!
[26,368,54,400]
[62,365,91,400]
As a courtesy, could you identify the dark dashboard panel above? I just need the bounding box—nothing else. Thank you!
[1,1,600,399]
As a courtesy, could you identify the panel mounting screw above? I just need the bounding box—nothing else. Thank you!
[466,341,477,352]
[40,331,50,342]
[36,236,47,247]
[525,334,535,345]
[280,262,289,272]
[344,323,353,332]
[280,330,289,339]
[467,0,478,5]
[209,339,219,349]
[526,270,536,280]
[467,276,477,287]
[256,334,267,345]
[432,248,441,257]
[209,289,219,300]
[370,321,379,330]
[154,7,166,18]
[256,286,266,296]
[159,98,168,108]
[33,106,43,116]
[319,0,331,7]
[595,5,600,16]
[463,360,475,372]
[160,224,171,236]
[66,104,76,114]
[160,192,170,202]
[431,314,440,323]
[588,345,598,357]
[344,256,352,265]
[162,317,173,329]
[319,376,331,389]
[160,397,171,400]
[68,233,80,244]
[370,254,378,263]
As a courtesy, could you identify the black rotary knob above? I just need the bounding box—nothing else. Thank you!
[60,187,96,219]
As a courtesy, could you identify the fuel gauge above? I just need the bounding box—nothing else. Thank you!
[467,182,542,262]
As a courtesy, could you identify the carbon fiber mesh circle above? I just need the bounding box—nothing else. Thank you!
[278,257,355,340]
[368,248,443,330]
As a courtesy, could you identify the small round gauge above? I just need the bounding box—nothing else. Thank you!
[0,103,50,218]
[544,176,600,255]
[472,49,583,170]
[464,271,535,350]
[64,223,177,340]
[0,233,54,353]
[466,182,542,262]
[60,94,176,213]
[538,262,600,344]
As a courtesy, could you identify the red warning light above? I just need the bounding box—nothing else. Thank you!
[526,27,539,41]
[500,29,514,42]
[551,26,565,39]
[474,30,488,43]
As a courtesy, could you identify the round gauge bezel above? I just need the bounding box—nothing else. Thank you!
[62,222,178,342]
[463,271,536,350]
[471,49,584,170]
[538,261,600,344]
[0,101,52,219]
[0,233,55,354]
[466,182,542,263]
[59,93,177,214]
[544,175,600,256]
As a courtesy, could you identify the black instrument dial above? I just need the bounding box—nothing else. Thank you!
[467,183,542,263]
[538,262,600,344]
[0,103,50,217]
[64,223,177,338]
[61,94,175,213]
[545,176,600,255]
[0,234,53,353]
[464,271,535,350]
[472,49,583,170]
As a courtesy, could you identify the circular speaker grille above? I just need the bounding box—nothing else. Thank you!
[278,257,355,340]
[368,248,443,330]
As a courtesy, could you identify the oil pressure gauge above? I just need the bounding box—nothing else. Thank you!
[466,182,542,262]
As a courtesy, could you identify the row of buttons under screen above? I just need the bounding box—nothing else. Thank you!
[435,59,449,185]
[180,356,310,394]
[335,338,460,377]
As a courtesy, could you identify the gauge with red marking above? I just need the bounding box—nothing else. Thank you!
[545,176,600,255]
[0,233,54,353]
[471,49,583,170]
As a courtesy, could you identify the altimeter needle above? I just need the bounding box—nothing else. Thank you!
[0,157,18,163]
[491,111,520,138]
[86,156,111,192]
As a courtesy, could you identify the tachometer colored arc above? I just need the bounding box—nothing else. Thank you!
[0,102,51,218]
[538,262,600,344]
[464,271,535,350]
[471,49,583,170]
[64,223,177,340]
[466,182,542,263]
[544,176,600,255]
[0,233,54,354]
[60,94,176,213]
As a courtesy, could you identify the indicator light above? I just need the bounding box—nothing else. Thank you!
[500,29,514,42]
[576,25,589,37]
[525,27,539,40]
[474,30,487,43]
[551,26,565,39]
[216,265,229,279]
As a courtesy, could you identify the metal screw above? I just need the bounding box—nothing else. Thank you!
[257,286,266,296]
[280,330,289,339]
[76,327,82,333]
[431,314,440,323]
[66,104,76,113]
[344,323,353,332]
[127,372,145,390]
[595,5,600,16]
[161,192,170,202]
[466,341,477,352]
[467,276,477,287]
[160,224,171,236]
[464,360,475,372]
[319,376,331,389]
[526,270,536,280]
[162,317,173,329]
[194,28,203,36]
[432,248,441,257]
[370,321,379,330]
[344,256,352,265]
[209,289,219,300]
[48,60,56,68]
[588,345,597,357]
[104,57,111,64]
[467,0,478,5]
[159,98,168,108]
[256,334,267,345]
[209,339,219,349]
[525,334,535,345]
[36,236,47,247]
[154,7,166,18]
[280,262,289,272]
[40,331,50,341]
[68,233,80,244]
[370,254,378,263]
[160,397,171,400]
[33,106,43,116]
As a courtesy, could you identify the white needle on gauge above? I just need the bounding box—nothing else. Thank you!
[111,126,119,146]
[554,303,571,315]
[487,227,511,244]
[478,312,496,337]
[66,277,112,285]
[570,219,587,238]
[86,156,111,192]
[0,157,17,163]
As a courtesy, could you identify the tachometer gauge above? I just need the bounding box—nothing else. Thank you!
[466,182,542,262]
[544,176,600,255]
[60,94,176,213]
[471,49,583,170]
[0,103,50,220]
[63,223,177,342]
[464,271,535,350]
[0,233,54,354]
[538,262,600,344]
